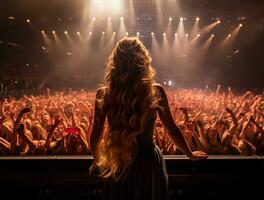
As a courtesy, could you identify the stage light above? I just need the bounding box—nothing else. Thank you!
[239,23,243,27]
[102,31,105,34]
[52,30,55,34]
[136,32,139,36]
[151,32,154,36]
[197,33,200,37]
[196,17,200,21]
[169,17,172,21]
[211,34,215,37]
[26,19,30,23]
[8,16,16,20]
[77,32,80,35]
[92,17,96,21]
[113,32,116,35]
[107,17,111,21]
[228,34,232,37]
[217,20,221,24]
[180,17,183,21]
[120,17,124,21]
[185,33,189,37]
[64,31,68,34]
[125,32,128,36]
[163,33,166,36]
[175,33,178,36]
[89,32,92,35]
[41,30,45,34]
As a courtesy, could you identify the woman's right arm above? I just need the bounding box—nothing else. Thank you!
[90,88,106,158]
[155,84,207,160]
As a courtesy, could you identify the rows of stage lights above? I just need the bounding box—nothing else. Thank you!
[25,16,245,39]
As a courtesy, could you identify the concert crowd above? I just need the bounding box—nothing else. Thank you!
[0,86,263,156]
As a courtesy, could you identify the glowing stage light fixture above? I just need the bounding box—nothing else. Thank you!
[52,30,55,34]
[120,17,124,21]
[228,34,232,37]
[125,32,128,36]
[108,17,111,21]
[92,17,96,21]
[180,17,183,21]
[185,33,189,37]
[136,32,139,36]
[211,34,215,37]
[113,32,116,35]
[89,32,92,35]
[169,17,172,21]
[77,32,80,35]
[196,17,200,21]
[197,33,200,37]
[239,23,243,27]
[41,30,45,34]
[163,33,166,36]
[217,20,221,24]
[102,31,105,34]
[151,32,154,36]
[175,33,178,36]
[26,19,30,23]
[64,31,68,34]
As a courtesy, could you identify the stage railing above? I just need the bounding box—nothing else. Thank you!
[0,155,263,200]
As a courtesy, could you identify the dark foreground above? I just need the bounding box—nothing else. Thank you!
[0,155,263,200]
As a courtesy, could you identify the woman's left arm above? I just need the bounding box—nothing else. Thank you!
[90,89,106,159]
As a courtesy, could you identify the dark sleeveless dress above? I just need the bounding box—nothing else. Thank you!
[102,112,169,200]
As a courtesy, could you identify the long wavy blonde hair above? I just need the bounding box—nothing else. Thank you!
[96,37,157,181]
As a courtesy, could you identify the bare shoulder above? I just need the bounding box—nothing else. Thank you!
[152,83,166,97]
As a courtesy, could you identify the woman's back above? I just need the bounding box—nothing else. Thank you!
[102,101,168,200]
[90,37,207,200]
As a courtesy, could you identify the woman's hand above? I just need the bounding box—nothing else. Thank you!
[190,150,208,160]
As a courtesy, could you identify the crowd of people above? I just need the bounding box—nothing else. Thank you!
[0,85,263,156]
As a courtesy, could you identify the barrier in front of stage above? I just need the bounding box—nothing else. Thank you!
[0,156,263,199]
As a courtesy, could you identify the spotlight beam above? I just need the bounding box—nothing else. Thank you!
[201,20,220,34]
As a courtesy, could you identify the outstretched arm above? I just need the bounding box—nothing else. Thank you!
[17,124,37,152]
[179,107,190,123]
[250,116,264,134]
[155,84,207,160]
[0,137,11,154]
[90,89,106,159]
[225,108,238,127]
[11,108,31,153]
[45,118,60,152]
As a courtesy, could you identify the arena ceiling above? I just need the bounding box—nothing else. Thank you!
[0,0,263,90]
[0,0,264,20]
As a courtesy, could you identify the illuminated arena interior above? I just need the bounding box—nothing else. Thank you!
[0,0,263,91]
[0,0,264,200]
